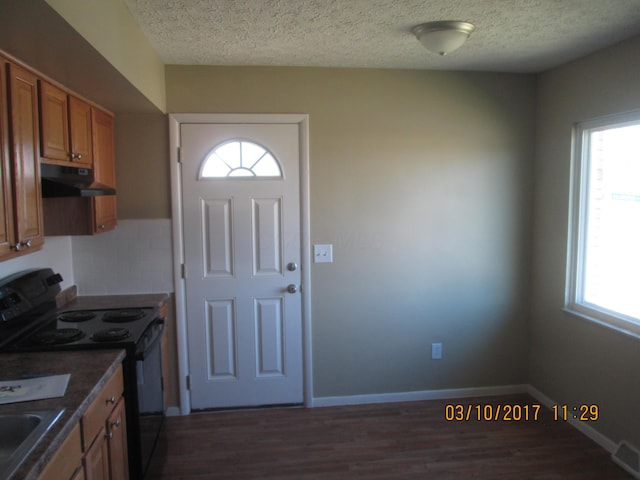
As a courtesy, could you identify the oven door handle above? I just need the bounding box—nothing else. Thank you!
[134,318,165,361]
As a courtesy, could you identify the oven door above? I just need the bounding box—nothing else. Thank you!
[136,319,165,475]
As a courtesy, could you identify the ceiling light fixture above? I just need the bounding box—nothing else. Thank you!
[412,21,476,56]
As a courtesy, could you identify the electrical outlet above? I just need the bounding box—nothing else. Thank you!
[431,342,442,360]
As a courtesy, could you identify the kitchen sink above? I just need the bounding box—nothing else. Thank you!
[0,410,64,480]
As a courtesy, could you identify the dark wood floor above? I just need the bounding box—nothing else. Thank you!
[146,394,632,479]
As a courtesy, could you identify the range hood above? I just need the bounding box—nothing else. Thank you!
[41,164,116,197]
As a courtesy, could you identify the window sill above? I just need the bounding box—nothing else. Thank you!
[562,307,640,341]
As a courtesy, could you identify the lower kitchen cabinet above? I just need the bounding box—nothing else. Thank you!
[37,364,129,480]
[83,427,110,480]
[83,399,128,480]
[105,398,128,480]
[82,365,129,480]
[37,423,83,480]
[71,467,86,480]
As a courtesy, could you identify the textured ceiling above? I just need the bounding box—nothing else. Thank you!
[122,0,640,73]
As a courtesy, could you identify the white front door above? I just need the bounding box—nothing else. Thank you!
[180,122,303,410]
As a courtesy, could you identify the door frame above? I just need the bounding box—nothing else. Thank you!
[168,113,312,415]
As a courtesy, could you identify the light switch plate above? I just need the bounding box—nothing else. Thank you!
[313,244,333,263]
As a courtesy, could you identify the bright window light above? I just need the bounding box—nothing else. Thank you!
[567,112,640,331]
[200,140,282,179]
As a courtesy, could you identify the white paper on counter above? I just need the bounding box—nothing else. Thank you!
[0,374,71,404]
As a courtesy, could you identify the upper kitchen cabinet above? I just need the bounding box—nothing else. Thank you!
[39,81,93,168]
[68,96,93,167]
[42,106,117,236]
[91,108,117,233]
[0,49,118,250]
[0,59,44,260]
[0,58,14,260]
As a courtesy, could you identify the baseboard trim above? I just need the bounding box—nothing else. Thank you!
[311,384,529,408]
[526,385,617,453]
[165,406,182,417]
[173,383,620,457]
[312,384,618,456]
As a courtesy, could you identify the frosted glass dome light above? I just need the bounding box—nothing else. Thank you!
[412,21,476,56]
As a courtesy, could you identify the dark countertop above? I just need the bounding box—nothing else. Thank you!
[63,293,170,312]
[0,293,170,479]
[0,349,126,480]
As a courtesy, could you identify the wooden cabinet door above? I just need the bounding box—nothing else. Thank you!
[91,108,117,233]
[71,467,86,480]
[7,62,44,252]
[68,96,93,168]
[37,423,83,480]
[106,398,129,480]
[0,58,15,261]
[83,427,110,480]
[39,81,70,162]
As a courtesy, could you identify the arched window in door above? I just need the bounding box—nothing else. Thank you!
[199,140,282,178]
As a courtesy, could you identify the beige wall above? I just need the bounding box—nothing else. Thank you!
[14,3,640,439]
[167,66,536,397]
[114,113,171,219]
[45,0,166,112]
[0,1,159,115]
[531,35,640,447]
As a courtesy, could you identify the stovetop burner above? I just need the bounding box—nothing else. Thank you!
[103,309,146,323]
[5,304,157,350]
[32,328,85,345]
[58,311,97,323]
[91,327,131,342]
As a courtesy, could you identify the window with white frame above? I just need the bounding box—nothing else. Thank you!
[199,140,282,179]
[567,111,640,333]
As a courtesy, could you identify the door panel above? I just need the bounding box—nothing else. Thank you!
[254,297,284,376]
[252,197,282,275]
[202,198,234,277]
[205,299,236,378]
[181,123,302,410]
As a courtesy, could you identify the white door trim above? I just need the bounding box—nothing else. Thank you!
[168,113,312,415]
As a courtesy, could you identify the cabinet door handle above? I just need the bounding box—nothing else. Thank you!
[111,419,122,429]
[105,431,113,440]
[106,395,116,405]
[11,240,32,251]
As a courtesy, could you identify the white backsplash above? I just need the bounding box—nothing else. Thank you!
[72,219,174,295]
[0,236,74,289]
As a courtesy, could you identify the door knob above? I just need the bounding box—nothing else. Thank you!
[287,262,298,272]
[287,284,298,294]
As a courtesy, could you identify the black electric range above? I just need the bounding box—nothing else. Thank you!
[0,268,165,479]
